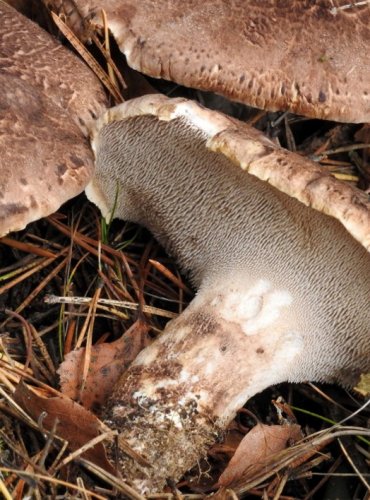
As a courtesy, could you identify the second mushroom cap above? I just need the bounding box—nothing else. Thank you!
[71,0,370,122]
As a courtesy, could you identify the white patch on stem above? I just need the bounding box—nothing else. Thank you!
[214,279,293,335]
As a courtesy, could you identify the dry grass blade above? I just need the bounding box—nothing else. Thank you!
[149,259,192,294]
[45,294,178,319]
[332,173,359,182]
[14,254,69,316]
[47,216,116,266]
[29,323,56,376]
[54,429,117,471]
[4,310,33,371]
[93,8,127,89]
[0,467,107,500]
[272,471,289,500]
[78,459,146,500]
[0,249,65,302]
[312,143,370,161]
[50,11,123,103]
[0,236,56,259]
[338,438,370,492]
[77,285,101,399]
[0,385,37,428]
[0,478,12,500]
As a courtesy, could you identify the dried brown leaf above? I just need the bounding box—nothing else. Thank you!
[58,320,151,410]
[218,422,303,488]
[13,381,115,474]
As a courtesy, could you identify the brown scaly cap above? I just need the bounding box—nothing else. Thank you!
[72,0,370,123]
[90,94,370,252]
[0,1,107,237]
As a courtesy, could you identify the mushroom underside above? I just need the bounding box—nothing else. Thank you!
[86,95,370,492]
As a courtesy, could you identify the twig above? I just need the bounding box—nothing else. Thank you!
[45,294,178,319]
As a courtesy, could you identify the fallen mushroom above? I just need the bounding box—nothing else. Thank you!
[0,2,107,236]
[86,94,370,492]
[69,0,370,122]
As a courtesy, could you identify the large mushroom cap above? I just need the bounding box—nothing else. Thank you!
[86,93,370,492]
[72,0,370,123]
[0,1,107,237]
[88,94,370,252]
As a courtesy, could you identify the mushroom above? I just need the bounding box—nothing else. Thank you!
[86,94,370,492]
[69,0,370,122]
[2,1,369,492]
[0,1,107,237]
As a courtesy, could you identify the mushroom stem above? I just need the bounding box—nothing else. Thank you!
[86,95,370,492]
[104,283,302,492]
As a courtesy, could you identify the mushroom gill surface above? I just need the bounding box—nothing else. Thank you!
[72,0,370,122]
[86,95,370,492]
[0,2,107,236]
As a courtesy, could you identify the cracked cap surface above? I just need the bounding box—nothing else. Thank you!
[72,0,370,123]
[0,1,107,236]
